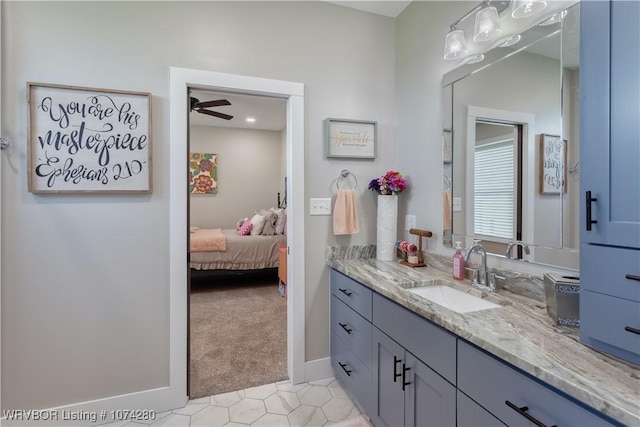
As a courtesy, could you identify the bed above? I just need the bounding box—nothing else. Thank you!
[189,228,286,271]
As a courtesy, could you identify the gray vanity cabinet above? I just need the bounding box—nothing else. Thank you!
[330,270,374,414]
[330,268,620,426]
[580,0,640,365]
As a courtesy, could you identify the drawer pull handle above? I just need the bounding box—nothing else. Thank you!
[585,191,598,231]
[393,356,402,382]
[402,364,411,391]
[338,362,352,376]
[338,322,352,334]
[505,401,557,427]
[624,326,640,335]
[625,274,640,282]
[338,288,353,297]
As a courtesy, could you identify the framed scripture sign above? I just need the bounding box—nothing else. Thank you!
[539,133,567,194]
[27,82,152,193]
[325,118,377,159]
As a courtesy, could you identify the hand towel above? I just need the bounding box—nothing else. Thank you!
[443,189,452,231]
[333,189,359,235]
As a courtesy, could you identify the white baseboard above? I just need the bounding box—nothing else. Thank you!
[304,357,334,382]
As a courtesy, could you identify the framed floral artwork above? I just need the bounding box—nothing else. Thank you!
[189,153,217,194]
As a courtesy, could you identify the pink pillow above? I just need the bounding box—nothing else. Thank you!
[237,221,252,236]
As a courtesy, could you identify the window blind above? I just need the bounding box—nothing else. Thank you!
[474,139,515,239]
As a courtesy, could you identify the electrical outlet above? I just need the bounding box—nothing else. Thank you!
[405,214,416,230]
[310,198,332,215]
[453,197,462,212]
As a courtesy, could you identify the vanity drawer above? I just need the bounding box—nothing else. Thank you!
[457,341,617,426]
[580,290,640,364]
[457,390,505,427]
[581,245,640,302]
[330,269,372,321]
[372,293,456,384]
[331,295,372,368]
[331,331,373,414]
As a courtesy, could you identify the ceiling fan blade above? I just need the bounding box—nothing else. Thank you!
[198,109,234,120]
[197,99,231,108]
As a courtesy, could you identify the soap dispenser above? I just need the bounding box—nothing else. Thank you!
[453,241,465,280]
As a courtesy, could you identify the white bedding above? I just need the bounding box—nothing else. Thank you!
[189,229,286,271]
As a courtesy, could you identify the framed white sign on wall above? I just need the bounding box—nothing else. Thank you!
[27,82,152,194]
[324,118,377,159]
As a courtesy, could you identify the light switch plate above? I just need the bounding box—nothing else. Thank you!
[453,197,462,212]
[310,198,332,215]
[405,214,416,230]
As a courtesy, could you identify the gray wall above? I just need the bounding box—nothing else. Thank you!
[189,126,283,229]
[1,1,395,410]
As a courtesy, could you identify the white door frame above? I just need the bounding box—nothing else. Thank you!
[169,67,306,403]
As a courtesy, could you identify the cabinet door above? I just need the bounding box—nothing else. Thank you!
[404,353,455,427]
[372,328,405,427]
[581,0,640,248]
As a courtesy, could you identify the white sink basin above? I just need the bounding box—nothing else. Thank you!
[407,285,501,313]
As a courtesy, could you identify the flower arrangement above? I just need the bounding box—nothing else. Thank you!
[368,170,408,195]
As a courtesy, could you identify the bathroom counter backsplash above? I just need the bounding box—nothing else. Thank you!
[326,247,640,426]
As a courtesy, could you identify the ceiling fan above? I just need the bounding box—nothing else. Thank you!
[190,97,233,120]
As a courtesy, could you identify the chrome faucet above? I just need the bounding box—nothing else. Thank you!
[465,241,494,291]
[505,241,531,259]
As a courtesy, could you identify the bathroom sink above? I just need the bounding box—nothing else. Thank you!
[406,284,502,313]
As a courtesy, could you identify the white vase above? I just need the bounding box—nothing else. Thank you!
[376,194,398,261]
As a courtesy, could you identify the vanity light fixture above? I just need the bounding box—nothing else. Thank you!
[443,0,511,60]
[511,0,547,19]
[499,34,522,47]
[473,1,503,42]
[444,25,469,60]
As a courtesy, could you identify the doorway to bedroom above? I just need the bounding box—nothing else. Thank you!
[187,89,289,399]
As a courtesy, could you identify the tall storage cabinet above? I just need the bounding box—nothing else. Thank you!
[580,0,640,364]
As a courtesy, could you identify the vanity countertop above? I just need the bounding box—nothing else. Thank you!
[327,257,640,426]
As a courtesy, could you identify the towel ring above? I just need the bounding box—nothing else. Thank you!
[336,169,358,190]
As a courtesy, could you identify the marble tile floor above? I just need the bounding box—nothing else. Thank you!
[107,377,374,427]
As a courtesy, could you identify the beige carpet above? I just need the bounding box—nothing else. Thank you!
[189,274,287,399]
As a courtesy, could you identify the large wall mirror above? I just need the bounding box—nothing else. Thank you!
[442,1,580,270]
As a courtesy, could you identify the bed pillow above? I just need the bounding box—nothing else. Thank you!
[249,213,266,236]
[236,217,249,231]
[259,209,277,236]
[237,221,252,236]
[270,208,286,234]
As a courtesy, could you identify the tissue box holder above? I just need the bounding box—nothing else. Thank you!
[544,273,580,327]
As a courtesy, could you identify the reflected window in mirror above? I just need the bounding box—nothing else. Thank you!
[473,121,525,258]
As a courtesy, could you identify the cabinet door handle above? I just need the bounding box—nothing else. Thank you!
[585,191,598,231]
[505,401,557,427]
[338,288,353,297]
[338,362,352,376]
[624,326,640,335]
[338,322,352,334]
[393,356,402,382]
[625,274,640,282]
[402,364,411,391]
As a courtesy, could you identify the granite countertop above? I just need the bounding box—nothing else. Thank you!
[327,254,640,426]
